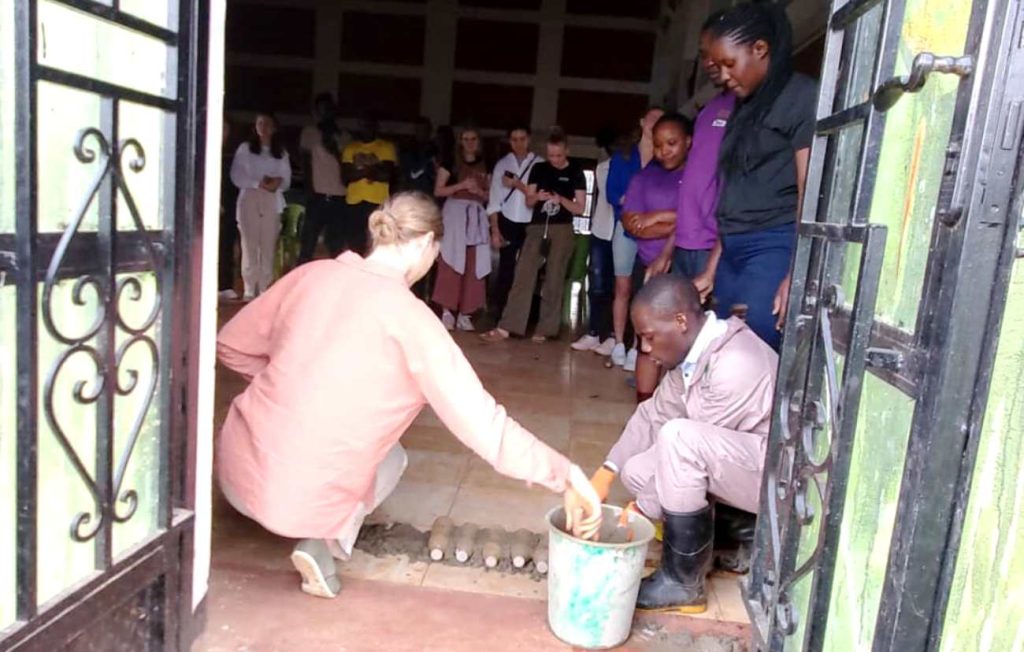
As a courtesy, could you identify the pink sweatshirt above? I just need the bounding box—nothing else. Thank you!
[216,253,571,539]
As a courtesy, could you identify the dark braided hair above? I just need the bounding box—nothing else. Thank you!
[707,2,794,177]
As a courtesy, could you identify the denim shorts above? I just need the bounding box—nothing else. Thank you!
[611,221,638,277]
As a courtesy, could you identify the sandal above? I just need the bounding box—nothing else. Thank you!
[531,335,547,344]
[479,328,510,343]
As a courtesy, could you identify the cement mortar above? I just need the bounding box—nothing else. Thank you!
[354,522,548,579]
[633,623,745,652]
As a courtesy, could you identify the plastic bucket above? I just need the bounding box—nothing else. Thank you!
[545,505,655,649]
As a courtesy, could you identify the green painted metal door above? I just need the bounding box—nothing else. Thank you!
[743,0,1024,650]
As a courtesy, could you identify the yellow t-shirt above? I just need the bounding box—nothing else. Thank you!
[341,139,397,206]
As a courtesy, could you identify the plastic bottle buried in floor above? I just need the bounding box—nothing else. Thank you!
[428,516,455,561]
[454,523,479,563]
[510,529,538,569]
[481,527,507,568]
[545,505,655,649]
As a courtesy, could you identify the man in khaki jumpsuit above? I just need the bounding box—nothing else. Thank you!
[590,275,778,613]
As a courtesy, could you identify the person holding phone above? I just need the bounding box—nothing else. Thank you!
[486,125,538,314]
[481,128,586,344]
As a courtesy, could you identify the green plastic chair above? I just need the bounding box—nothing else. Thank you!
[275,203,305,279]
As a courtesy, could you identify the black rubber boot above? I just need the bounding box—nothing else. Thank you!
[636,505,713,613]
[714,503,757,574]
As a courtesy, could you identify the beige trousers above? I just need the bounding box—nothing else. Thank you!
[327,443,408,560]
[499,223,575,337]
[236,188,280,298]
[619,418,767,518]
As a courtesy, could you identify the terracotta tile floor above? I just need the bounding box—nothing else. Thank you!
[196,310,751,651]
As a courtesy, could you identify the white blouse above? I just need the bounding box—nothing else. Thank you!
[230,142,292,212]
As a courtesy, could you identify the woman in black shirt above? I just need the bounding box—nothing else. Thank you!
[482,129,587,343]
[696,3,816,349]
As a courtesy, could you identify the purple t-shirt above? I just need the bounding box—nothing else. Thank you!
[675,92,736,250]
[623,163,684,266]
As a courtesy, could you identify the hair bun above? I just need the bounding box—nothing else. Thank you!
[365,192,444,250]
[368,208,400,245]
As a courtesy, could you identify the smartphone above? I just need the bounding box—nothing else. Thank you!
[503,171,515,179]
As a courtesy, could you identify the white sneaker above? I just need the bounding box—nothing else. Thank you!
[441,310,456,331]
[593,337,616,357]
[242,293,255,303]
[571,334,601,351]
[456,314,475,332]
[624,348,638,372]
[611,343,627,367]
[218,289,238,301]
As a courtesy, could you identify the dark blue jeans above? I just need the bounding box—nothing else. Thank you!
[587,235,614,339]
[714,223,795,350]
[671,247,711,281]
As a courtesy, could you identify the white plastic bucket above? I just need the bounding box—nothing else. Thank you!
[546,505,656,649]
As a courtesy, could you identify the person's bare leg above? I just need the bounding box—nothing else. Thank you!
[613,275,633,344]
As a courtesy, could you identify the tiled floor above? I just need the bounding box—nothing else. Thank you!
[197,311,751,651]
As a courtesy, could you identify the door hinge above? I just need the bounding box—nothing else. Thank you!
[865,347,905,372]
[936,140,964,227]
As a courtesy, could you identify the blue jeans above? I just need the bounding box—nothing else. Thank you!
[672,248,711,280]
[587,235,614,339]
[714,224,795,350]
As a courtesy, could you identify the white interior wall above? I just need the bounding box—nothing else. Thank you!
[193,0,226,612]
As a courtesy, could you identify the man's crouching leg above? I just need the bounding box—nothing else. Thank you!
[636,419,715,613]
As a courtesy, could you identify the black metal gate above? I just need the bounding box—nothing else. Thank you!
[744,0,1024,649]
[1,0,206,649]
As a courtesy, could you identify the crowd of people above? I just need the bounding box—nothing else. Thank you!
[216,1,815,615]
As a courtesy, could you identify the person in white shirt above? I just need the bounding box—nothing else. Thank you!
[229,111,292,300]
[298,93,348,264]
[486,125,539,314]
[570,131,617,356]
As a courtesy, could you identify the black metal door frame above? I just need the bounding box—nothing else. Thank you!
[743,0,1024,649]
[0,0,208,649]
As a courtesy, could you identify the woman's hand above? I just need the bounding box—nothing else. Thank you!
[692,270,714,303]
[646,252,672,280]
[490,228,507,250]
[624,213,653,236]
[564,465,602,540]
[772,273,792,331]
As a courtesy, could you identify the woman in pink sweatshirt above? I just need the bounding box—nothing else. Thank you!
[216,191,601,598]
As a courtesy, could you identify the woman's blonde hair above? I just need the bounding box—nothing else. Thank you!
[367,191,443,249]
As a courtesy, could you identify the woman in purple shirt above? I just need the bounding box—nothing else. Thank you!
[622,113,694,402]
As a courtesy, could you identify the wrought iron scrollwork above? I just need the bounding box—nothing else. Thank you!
[42,127,163,544]
[745,223,887,650]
